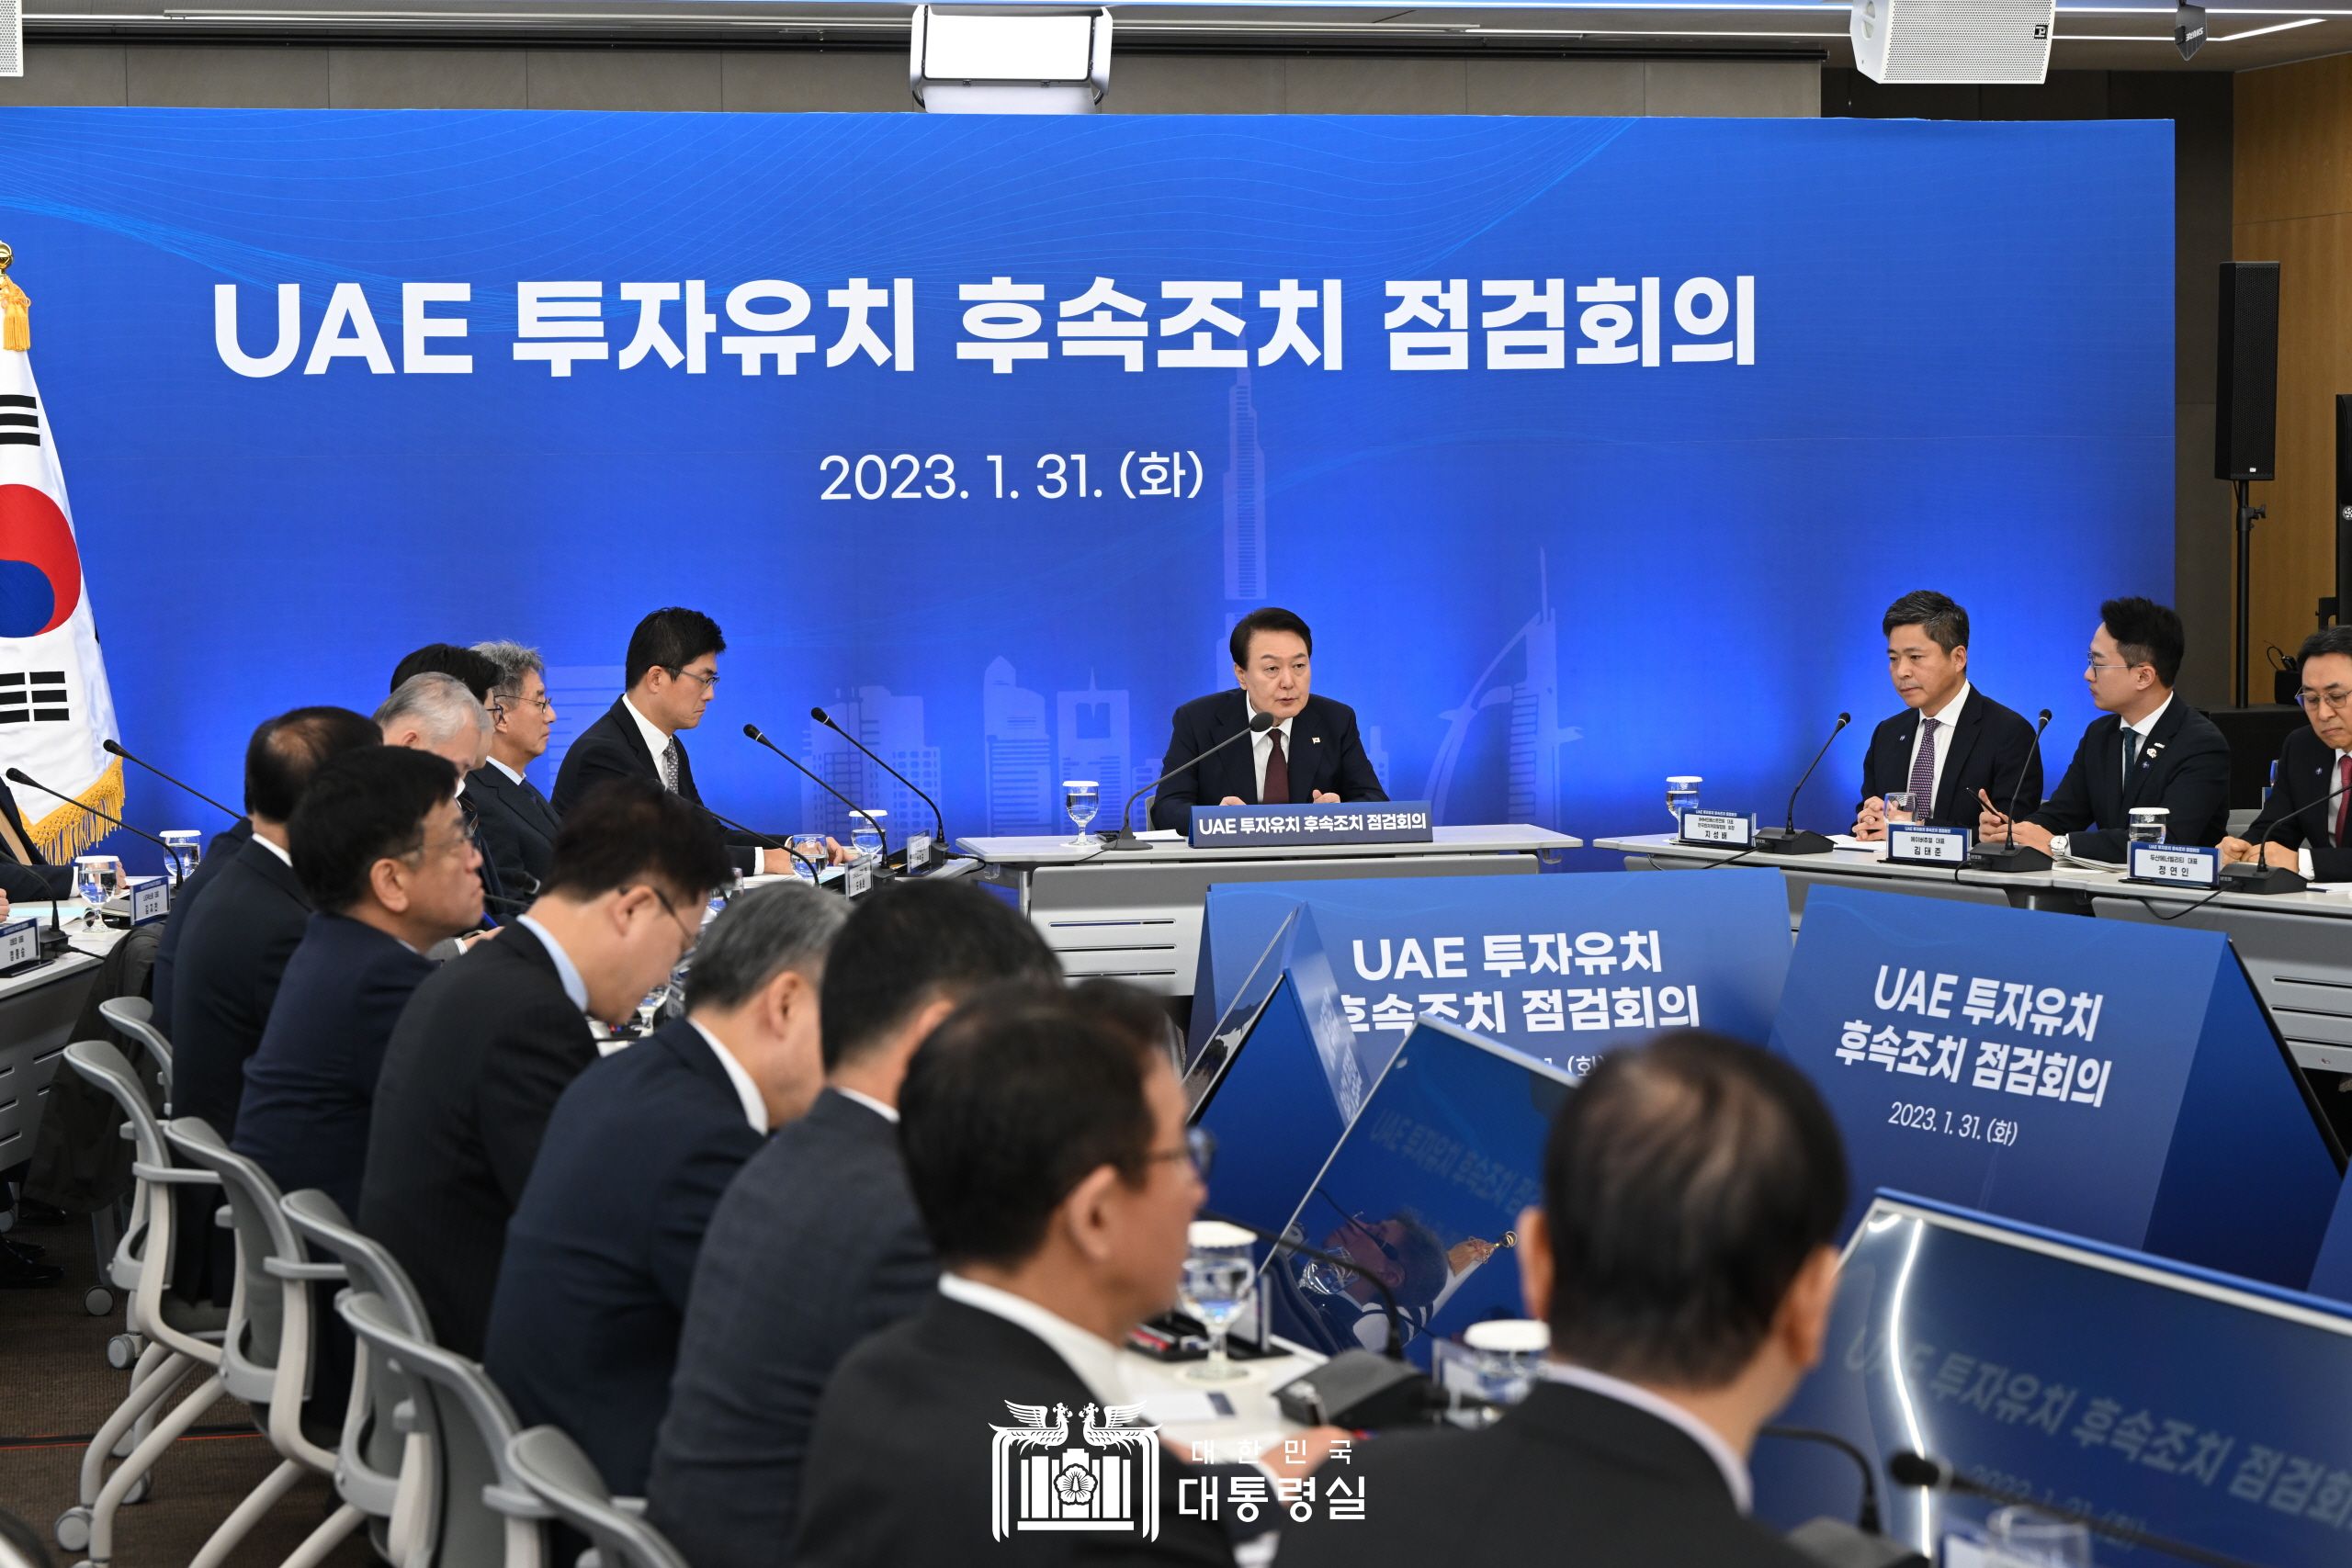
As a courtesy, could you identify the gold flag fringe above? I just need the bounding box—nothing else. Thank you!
[0,275,28,354]
[28,755,124,863]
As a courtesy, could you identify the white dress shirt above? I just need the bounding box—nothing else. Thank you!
[1244,698,1296,804]
[514,914,591,1013]
[253,834,293,868]
[1539,1360,1753,1515]
[690,1020,768,1134]
[832,1085,899,1125]
[624,695,676,784]
[937,1273,1135,1411]
[1902,682,1971,816]
[486,756,525,786]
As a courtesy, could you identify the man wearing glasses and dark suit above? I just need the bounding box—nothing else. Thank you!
[2224,626,2352,879]
[469,640,562,896]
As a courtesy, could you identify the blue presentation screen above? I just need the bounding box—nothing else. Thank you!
[1757,1194,2352,1568]
[1261,1017,1573,1364]
[0,110,2169,853]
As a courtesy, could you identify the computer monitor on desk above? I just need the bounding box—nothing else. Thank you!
[1756,1191,2352,1568]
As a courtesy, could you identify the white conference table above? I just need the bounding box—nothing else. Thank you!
[959,827,1582,997]
[1599,830,2352,1081]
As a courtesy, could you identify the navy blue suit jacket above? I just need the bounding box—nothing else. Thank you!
[549,697,759,876]
[2025,696,2233,862]
[149,818,254,1027]
[1856,688,2044,830]
[1148,691,1386,831]
[169,835,311,1139]
[2245,723,2352,879]
[648,1089,938,1568]
[233,911,434,1217]
[469,761,560,897]
[486,1017,764,1495]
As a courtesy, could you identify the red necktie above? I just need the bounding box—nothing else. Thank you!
[2335,755,2350,849]
[1263,728,1290,805]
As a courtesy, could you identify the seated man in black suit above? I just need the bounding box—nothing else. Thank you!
[1148,606,1386,831]
[469,640,562,897]
[649,880,1060,1568]
[378,671,504,916]
[795,982,1339,1565]
[149,811,254,1028]
[171,706,383,1142]
[1850,590,2042,839]
[1979,596,2231,862]
[237,747,487,1216]
[0,781,76,903]
[2224,625,2352,878]
[359,778,732,1356]
[487,879,847,1495]
[550,606,798,877]
[1282,1032,1848,1568]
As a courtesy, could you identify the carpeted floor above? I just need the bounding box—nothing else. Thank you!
[0,1212,375,1568]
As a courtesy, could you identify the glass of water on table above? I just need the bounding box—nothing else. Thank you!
[1665,775,1702,826]
[1062,780,1100,847]
[1882,791,1916,827]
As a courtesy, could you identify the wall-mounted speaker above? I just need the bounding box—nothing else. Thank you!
[1850,0,2054,85]
[2217,263,2280,482]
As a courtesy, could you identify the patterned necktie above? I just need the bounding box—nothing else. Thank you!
[2336,755,2351,849]
[1263,728,1290,806]
[661,738,682,794]
[1907,718,1939,821]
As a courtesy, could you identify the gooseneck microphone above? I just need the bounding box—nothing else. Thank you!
[1970,708,2054,874]
[1889,1451,2259,1568]
[742,724,888,860]
[812,706,945,867]
[2222,764,2352,895]
[1755,713,1851,855]
[7,767,184,883]
[1104,712,1278,852]
[101,739,243,823]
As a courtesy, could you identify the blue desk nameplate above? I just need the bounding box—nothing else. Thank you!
[2127,842,2220,889]
[126,874,170,927]
[1188,801,1434,850]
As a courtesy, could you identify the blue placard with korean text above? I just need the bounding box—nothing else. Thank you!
[1768,884,2340,1287]
[1193,868,1791,1073]
[1757,1193,2352,1568]
[125,874,169,927]
[1187,800,1434,849]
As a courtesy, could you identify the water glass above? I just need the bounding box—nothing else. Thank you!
[1985,1506,2094,1567]
[160,830,202,887]
[1061,779,1101,847]
[1665,775,1702,825]
[74,854,120,905]
[788,832,827,880]
[850,810,887,865]
[634,983,672,1038]
[1462,1319,1550,1407]
[2127,807,2168,847]
[1179,1221,1259,1384]
[1883,791,1917,826]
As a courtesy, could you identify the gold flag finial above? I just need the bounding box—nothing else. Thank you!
[0,243,28,352]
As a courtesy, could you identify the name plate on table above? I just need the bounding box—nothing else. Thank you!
[902,832,934,874]
[1885,823,1969,865]
[844,860,874,897]
[126,874,170,927]
[2128,842,2220,888]
[0,918,39,974]
[1676,810,1755,848]
[1187,801,1433,850]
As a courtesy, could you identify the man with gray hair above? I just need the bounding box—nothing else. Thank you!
[484,878,849,1494]
[469,640,562,896]
[378,671,503,914]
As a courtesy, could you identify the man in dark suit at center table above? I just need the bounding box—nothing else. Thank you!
[486,878,847,1495]
[1849,590,2042,840]
[359,777,733,1357]
[649,880,1061,1566]
[551,605,799,877]
[1980,595,2232,862]
[1148,605,1387,831]
[1281,1031,1849,1568]
[2224,625,2352,878]
[469,639,563,897]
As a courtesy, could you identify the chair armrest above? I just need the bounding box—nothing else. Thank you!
[264,1258,347,1282]
[612,1496,648,1518]
[129,1163,220,1188]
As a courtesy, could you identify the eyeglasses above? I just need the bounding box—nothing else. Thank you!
[501,694,554,715]
[664,666,720,692]
[644,884,702,957]
[2085,659,2141,675]
[1143,1125,1216,1180]
[2299,687,2352,714]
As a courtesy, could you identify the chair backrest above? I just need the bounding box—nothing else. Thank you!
[98,995,174,1100]
[507,1427,691,1568]
[281,1190,434,1495]
[161,1120,307,1381]
[340,1291,548,1568]
[65,1038,215,1360]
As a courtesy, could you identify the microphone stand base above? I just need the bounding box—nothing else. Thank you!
[2221,862,2310,895]
[1100,829,1159,852]
[1755,828,1835,855]
[1784,1519,1928,1568]
[1969,843,2052,874]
